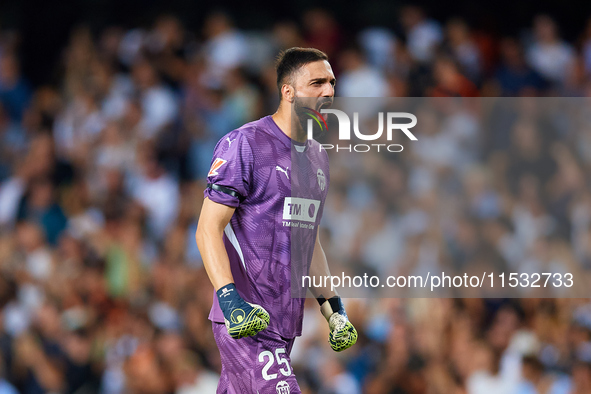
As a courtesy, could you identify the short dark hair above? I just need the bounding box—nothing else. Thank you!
[275,47,328,97]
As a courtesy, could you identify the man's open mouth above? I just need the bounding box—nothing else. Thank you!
[316,100,333,120]
[317,100,333,110]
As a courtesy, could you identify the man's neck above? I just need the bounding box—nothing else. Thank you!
[272,102,307,143]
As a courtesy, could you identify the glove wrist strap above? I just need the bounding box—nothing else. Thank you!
[217,283,242,320]
[317,295,344,321]
[216,283,237,298]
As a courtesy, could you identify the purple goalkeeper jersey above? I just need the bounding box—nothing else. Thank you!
[205,115,329,338]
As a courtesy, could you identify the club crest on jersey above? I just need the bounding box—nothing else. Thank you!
[317,169,326,191]
[276,380,290,394]
[208,158,227,177]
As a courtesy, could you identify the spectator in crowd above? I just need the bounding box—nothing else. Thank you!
[128,145,180,242]
[0,53,31,122]
[525,15,576,88]
[400,5,444,63]
[302,8,343,59]
[0,353,17,394]
[131,59,178,141]
[430,55,479,96]
[201,11,248,88]
[337,46,390,97]
[444,18,481,82]
[358,27,398,74]
[582,17,591,76]
[16,177,68,247]
[493,37,547,96]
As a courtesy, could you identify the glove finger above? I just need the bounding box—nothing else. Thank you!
[255,308,270,323]
[329,324,358,351]
[254,316,269,330]
[257,317,269,329]
[331,326,354,340]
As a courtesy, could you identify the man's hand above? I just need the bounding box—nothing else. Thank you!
[328,312,358,352]
[217,283,270,339]
[318,296,358,352]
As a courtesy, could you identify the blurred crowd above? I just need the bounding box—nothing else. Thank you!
[0,5,591,394]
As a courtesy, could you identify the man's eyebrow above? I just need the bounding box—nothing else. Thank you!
[309,77,336,83]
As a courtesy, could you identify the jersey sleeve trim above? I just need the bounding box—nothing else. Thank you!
[206,183,245,203]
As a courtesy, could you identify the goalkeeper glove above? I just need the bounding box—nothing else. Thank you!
[217,283,270,339]
[318,295,358,352]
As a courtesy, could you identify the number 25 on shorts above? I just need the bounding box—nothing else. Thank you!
[258,348,292,380]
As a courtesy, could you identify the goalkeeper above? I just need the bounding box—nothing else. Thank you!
[196,47,357,394]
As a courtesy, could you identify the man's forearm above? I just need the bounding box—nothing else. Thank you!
[196,200,269,338]
[196,198,237,291]
[196,227,234,291]
[308,235,337,300]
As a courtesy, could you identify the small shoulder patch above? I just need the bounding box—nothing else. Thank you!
[208,158,227,177]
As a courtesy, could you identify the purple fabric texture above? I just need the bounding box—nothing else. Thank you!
[212,322,301,393]
[205,116,330,338]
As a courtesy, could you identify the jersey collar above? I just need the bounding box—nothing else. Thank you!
[266,116,308,152]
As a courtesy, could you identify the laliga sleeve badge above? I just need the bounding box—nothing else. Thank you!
[208,158,227,177]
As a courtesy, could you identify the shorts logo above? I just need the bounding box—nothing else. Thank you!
[317,169,326,191]
[230,308,245,324]
[208,158,227,177]
[276,381,290,394]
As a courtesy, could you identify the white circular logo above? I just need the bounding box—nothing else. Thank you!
[276,380,290,394]
[317,169,326,191]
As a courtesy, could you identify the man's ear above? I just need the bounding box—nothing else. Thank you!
[281,84,294,103]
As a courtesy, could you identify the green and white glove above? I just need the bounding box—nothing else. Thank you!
[217,283,270,339]
[318,296,358,352]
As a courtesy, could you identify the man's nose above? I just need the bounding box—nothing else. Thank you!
[322,82,334,97]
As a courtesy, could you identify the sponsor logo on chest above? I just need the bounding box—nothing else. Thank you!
[282,197,320,223]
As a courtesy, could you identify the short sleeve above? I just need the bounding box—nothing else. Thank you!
[204,131,254,208]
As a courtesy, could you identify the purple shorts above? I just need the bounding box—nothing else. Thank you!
[212,322,301,394]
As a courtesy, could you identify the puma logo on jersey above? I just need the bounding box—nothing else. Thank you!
[208,158,227,177]
[226,137,236,147]
[276,166,289,180]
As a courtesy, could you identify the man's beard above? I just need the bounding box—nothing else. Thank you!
[292,94,333,141]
